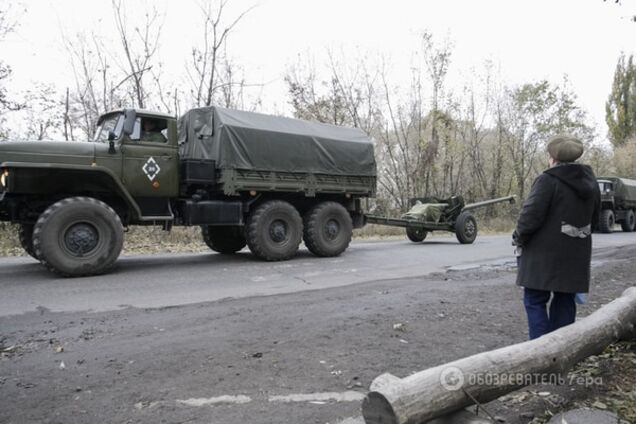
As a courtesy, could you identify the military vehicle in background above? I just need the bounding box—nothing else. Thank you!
[0,107,376,276]
[596,177,636,233]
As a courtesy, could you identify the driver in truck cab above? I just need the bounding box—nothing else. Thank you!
[140,118,167,143]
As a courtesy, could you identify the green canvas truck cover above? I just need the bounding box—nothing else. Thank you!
[599,176,636,208]
[177,107,376,177]
[613,177,636,208]
[614,177,636,201]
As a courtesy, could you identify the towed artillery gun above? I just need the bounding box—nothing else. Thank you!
[365,195,516,244]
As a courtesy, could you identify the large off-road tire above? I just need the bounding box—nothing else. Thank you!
[18,224,38,260]
[598,209,615,233]
[201,225,246,254]
[303,202,353,257]
[33,197,124,277]
[246,200,302,261]
[455,211,478,244]
[406,226,428,243]
[620,209,635,232]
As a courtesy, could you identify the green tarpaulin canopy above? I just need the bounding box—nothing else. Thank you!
[178,106,376,177]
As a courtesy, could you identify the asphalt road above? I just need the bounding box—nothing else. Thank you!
[1,232,636,317]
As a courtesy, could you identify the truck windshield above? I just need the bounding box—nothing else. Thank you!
[93,114,124,142]
[598,182,612,193]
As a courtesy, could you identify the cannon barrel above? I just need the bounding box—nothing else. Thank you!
[462,195,516,212]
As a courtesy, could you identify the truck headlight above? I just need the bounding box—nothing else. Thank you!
[0,170,8,189]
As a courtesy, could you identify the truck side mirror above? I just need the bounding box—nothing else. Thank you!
[123,109,137,136]
[108,131,117,154]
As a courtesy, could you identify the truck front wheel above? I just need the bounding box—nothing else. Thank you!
[246,200,302,261]
[598,209,615,233]
[620,209,635,232]
[33,197,124,277]
[201,225,246,254]
[18,224,38,260]
[303,202,353,257]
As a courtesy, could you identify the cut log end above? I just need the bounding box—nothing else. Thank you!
[362,392,397,424]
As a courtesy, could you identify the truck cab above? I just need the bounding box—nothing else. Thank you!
[93,109,179,217]
[0,109,184,277]
[598,179,615,211]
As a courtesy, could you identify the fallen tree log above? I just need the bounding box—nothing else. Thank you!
[362,286,636,424]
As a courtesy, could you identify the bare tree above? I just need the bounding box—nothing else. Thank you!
[215,55,262,110]
[62,87,75,141]
[22,84,61,141]
[151,62,180,115]
[187,0,254,107]
[63,31,126,139]
[375,58,428,210]
[500,80,594,200]
[112,0,163,109]
[0,3,17,40]
[451,61,515,208]
[325,50,381,133]
[285,56,347,125]
[417,32,452,193]
[0,1,22,127]
[611,136,636,177]
[285,51,380,130]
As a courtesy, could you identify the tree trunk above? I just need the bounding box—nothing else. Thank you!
[362,287,636,424]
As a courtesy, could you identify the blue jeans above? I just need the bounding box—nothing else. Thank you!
[523,288,576,339]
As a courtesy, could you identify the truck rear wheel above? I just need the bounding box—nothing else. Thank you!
[33,197,124,277]
[303,202,353,257]
[406,226,427,243]
[598,209,615,233]
[201,225,246,254]
[455,211,478,244]
[19,224,38,260]
[620,209,635,232]
[246,200,302,261]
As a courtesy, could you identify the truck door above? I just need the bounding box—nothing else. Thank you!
[121,116,179,217]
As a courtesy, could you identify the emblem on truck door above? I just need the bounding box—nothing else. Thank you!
[143,157,161,181]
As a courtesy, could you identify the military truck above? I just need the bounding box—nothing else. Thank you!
[596,177,636,233]
[0,107,376,276]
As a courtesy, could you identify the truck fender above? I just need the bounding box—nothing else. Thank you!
[1,161,144,221]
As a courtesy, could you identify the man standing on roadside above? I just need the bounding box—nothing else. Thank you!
[513,135,601,340]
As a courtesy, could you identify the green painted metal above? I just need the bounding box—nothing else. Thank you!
[597,176,636,209]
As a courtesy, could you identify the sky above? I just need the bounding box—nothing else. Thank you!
[2,0,636,144]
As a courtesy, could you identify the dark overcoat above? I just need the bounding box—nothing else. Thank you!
[515,163,600,293]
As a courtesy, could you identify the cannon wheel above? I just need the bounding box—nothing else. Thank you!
[455,211,478,244]
[406,227,427,243]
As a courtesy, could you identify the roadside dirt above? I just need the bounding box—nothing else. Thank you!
[0,245,634,424]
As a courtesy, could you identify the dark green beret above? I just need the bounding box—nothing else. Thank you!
[547,135,584,162]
